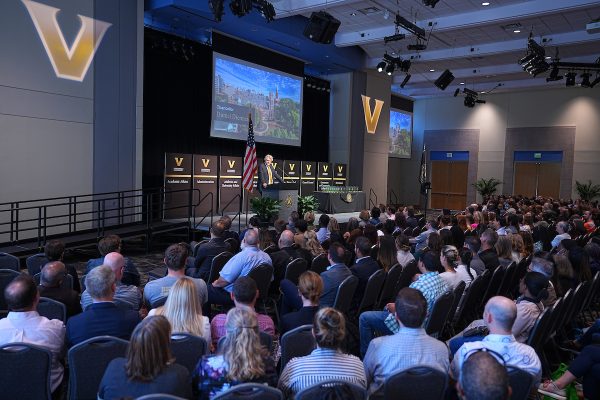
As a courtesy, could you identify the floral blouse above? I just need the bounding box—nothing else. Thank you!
[192,354,277,399]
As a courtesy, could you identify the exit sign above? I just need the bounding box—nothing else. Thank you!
[534,153,542,159]
[446,152,453,158]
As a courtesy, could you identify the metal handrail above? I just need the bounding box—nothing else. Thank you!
[220,193,243,233]
[369,188,378,210]
[389,189,399,206]
[194,192,214,229]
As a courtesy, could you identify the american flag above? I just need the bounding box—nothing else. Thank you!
[242,114,257,192]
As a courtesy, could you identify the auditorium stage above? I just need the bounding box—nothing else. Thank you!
[166,211,362,233]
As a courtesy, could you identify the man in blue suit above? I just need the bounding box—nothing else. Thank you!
[66,265,140,347]
[350,236,381,308]
[319,243,352,307]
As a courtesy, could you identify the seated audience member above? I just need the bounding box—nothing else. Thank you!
[219,215,239,242]
[287,210,300,233]
[585,242,600,276]
[328,216,343,244]
[539,344,600,400]
[463,236,486,276]
[67,265,140,347]
[81,252,142,310]
[529,257,557,306]
[85,234,140,287]
[479,229,500,271]
[38,261,82,319]
[278,308,366,397]
[44,239,81,292]
[363,288,450,397]
[377,235,396,272]
[359,251,448,356]
[369,207,381,225]
[410,219,437,253]
[280,271,322,335]
[551,221,571,249]
[495,235,514,268]
[450,296,541,384]
[273,218,287,244]
[440,245,465,290]
[210,276,274,347]
[395,234,415,268]
[258,227,275,251]
[239,216,260,241]
[456,248,477,288]
[190,220,229,281]
[207,229,271,307]
[304,211,315,229]
[149,277,211,344]
[316,214,331,244]
[270,230,312,285]
[194,308,277,399]
[363,224,379,247]
[98,315,192,400]
[457,351,511,400]
[404,207,418,229]
[319,243,352,307]
[294,219,308,248]
[0,275,65,394]
[359,210,370,228]
[145,244,208,308]
[511,233,526,262]
[304,230,325,258]
[350,236,381,307]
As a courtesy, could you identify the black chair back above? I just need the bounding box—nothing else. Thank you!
[310,253,329,275]
[264,244,278,254]
[411,226,421,237]
[34,272,73,290]
[544,296,564,339]
[225,238,240,253]
[508,368,535,400]
[395,260,418,293]
[344,249,354,266]
[383,366,447,400]
[284,258,308,286]
[581,271,600,313]
[136,394,187,400]
[247,264,274,303]
[208,251,233,284]
[358,269,386,314]
[296,379,366,400]
[25,253,49,276]
[443,280,466,337]
[279,324,316,373]
[0,342,52,400]
[0,252,20,271]
[454,270,491,330]
[333,275,359,314]
[497,261,517,297]
[0,269,21,315]
[170,333,208,373]
[37,297,67,322]
[526,306,552,351]
[377,264,402,309]
[67,335,129,400]
[425,290,455,338]
[193,239,210,257]
[479,266,506,309]
[212,383,283,400]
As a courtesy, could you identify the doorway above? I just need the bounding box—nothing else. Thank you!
[430,151,469,210]
[513,151,562,198]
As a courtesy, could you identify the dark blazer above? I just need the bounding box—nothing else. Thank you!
[320,264,352,308]
[66,302,140,347]
[191,238,229,281]
[280,306,319,335]
[450,225,465,248]
[479,248,500,271]
[350,256,381,308]
[38,285,82,319]
[257,162,283,193]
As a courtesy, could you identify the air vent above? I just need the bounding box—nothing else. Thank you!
[358,6,380,15]
[501,22,522,31]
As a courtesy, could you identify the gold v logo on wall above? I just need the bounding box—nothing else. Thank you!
[22,0,112,82]
[361,95,384,134]
[202,159,210,168]
[322,165,329,172]
[306,165,312,171]
[337,166,343,173]
[228,160,236,168]
[174,157,184,167]
[289,163,295,170]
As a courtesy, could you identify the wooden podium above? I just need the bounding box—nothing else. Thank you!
[262,183,298,222]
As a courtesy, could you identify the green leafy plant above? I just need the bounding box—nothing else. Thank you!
[575,180,600,202]
[298,195,319,216]
[471,178,502,201]
[250,197,281,221]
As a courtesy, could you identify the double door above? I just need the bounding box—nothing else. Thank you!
[513,162,561,198]
[431,160,468,210]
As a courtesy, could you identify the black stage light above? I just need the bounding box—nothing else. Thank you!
[394,14,426,39]
[546,66,563,82]
[400,74,411,88]
[476,99,486,104]
[565,72,577,87]
[209,0,225,21]
[384,33,406,44]
[385,63,395,76]
[434,69,455,90]
[407,43,427,51]
[399,59,411,72]
[580,73,591,88]
[453,88,460,97]
[422,0,440,8]
[376,61,386,73]
[591,75,600,88]
[518,53,536,66]
[464,96,476,108]
[463,88,478,97]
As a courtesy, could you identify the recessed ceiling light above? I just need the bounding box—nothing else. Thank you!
[480,91,486,94]
[481,2,490,5]
[513,29,521,33]
[350,12,356,16]
[545,56,551,60]
[429,69,435,72]
[460,82,465,85]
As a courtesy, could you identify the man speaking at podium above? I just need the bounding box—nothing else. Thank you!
[258,154,283,194]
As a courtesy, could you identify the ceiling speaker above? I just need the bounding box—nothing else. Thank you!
[303,11,341,44]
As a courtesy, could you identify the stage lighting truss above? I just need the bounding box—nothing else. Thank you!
[376,53,411,75]
[212,0,276,22]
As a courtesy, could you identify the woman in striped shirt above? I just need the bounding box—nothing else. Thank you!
[278,307,367,398]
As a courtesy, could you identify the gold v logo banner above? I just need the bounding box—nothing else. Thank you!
[289,163,295,170]
[202,159,210,168]
[338,166,343,173]
[228,160,236,168]
[22,0,111,82]
[361,95,384,134]
[174,157,184,167]
[306,165,312,171]
[322,165,329,172]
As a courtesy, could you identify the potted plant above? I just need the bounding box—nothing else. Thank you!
[471,178,502,202]
[298,195,319,216]
[575,180,600,202]
[250,197,282,224]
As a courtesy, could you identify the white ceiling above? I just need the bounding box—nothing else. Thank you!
[273,0,600,97]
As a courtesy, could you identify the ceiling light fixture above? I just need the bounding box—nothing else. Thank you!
[565,72,577,87]
[513,29,521,33]
[482,2,490,5]
[377,61,386,73]
[386,63,395,76]
[429,69,435,72]
[434,69,455,91]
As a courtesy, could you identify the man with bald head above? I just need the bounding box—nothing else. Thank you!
[208,228,272,306]
[457,351,511,400]
[270,230,311,286]
[80,252,141,310]
[38,261,82,318]
[450,296,541,383]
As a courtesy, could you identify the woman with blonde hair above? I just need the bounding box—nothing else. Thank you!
[278,307,366,397]
[193,308,276,399]
[280,271,323,334]
[98,316,192,399]
[511,234,525,262]
[495,235,514,267]
[304,211,315,229]
[149,277,210,344]
[304,230,325,258]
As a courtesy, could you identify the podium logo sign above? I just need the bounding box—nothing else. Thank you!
[284,195,293,208]
[22,0,112,82]
[361,95,384,134]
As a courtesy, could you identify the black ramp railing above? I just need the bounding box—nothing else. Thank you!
[220,193,243,233]
[369,188,378,210]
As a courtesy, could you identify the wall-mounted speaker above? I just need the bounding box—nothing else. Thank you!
[303,11,341,44]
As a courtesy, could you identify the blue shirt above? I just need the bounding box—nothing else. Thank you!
[219,246,272,292]
[316,227,330,243]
